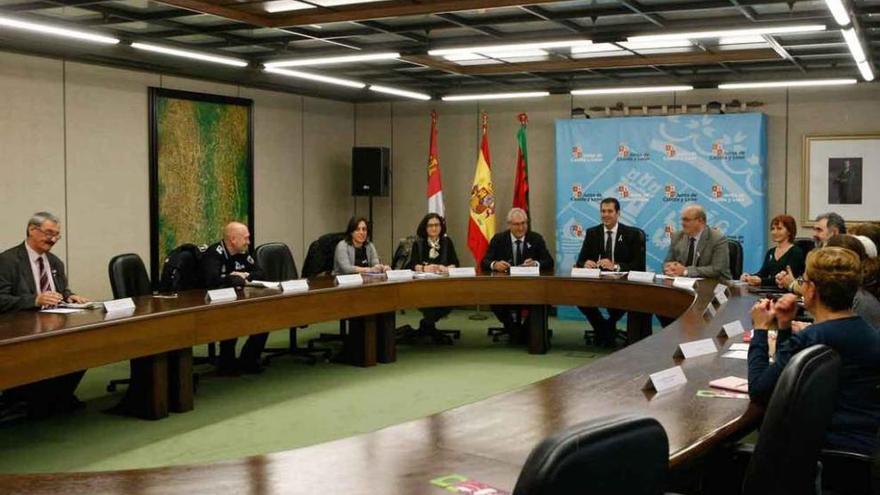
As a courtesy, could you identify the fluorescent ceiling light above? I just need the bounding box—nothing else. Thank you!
[369,84,431,100]
[265,52,399,68]
[264,67,366,89]
[718,35,767,45]
[441,91,550,101]
[628,24,826,43]
[571,40,692,54]
[718,79,857,89]
[263,0,310,13]
[0,14,119,44]
[824,0,851,26]
[841,28,866,63]
[429,40,591,56]
[571,85,693,95]
[444,49,548,62]
[857,61,875,82]
[131,42,248,67]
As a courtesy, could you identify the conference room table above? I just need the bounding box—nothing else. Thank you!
[0,273,763,494]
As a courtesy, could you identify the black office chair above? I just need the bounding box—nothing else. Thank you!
[392,236,462,346]
[302,232,349,351]
[254,242,331,365]
[157,244,215,366]
[795,237,816,258]
[728,238,744,280]
[741,344,841,495]
[584,227,648,346]
[513,413,671,495]
[106,253,153,393]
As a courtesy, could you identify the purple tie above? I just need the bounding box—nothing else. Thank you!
[37,257,51,292]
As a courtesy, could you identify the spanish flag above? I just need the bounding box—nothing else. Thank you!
[467,112,496,268]
[426,110,445,217]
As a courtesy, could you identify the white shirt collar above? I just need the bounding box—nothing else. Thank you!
[604,222,619,237]
[24,241,46,263]
[510,232,525,244]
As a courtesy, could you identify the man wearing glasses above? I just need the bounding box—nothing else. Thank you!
[663,204,731,280]
[0,211,89,417]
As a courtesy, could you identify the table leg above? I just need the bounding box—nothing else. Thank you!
[345,317,377,367]
[626,311,653,344]
[168,348,193,413]
[527,304,549,354]
[127,353,169,420]
[376,312,397,364]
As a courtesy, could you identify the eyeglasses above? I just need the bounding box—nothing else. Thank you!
[426,222,442,227]
[33,227,61,240]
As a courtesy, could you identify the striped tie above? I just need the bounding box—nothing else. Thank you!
[37,257,51,292]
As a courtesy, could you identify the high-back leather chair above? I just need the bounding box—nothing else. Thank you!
[742,344,841,495]
[795,237,816,258]
[254,242,330,364]
[302,232,348,350]
[513,413,670,495]
[105,254,152,394]
[727,239,744,280]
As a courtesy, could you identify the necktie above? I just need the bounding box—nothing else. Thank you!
[605,231,613,261]
[37,257,51,292]
[514,239,522,266]
[685,237,696,266]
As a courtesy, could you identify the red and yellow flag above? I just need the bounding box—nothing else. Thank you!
[467,112,496,268]
[427,110,445,217]
[512,112,530,214]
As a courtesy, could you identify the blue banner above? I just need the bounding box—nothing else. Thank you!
[555,113,768,319]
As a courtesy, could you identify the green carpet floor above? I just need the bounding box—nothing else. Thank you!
[0,310,614,474]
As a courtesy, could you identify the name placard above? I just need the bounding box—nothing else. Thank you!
[703,304,718,320]
[673,277,698,289]
[206,288,237,303]
[385,269,414,281]
[281,279,309,293]
[643,366,688,393]
[336,274,363,286]
[714,291,729,306]
[448,267,477,278]
[628,271,656,283]
[718,320,746,338]
[103,297,135,313]
[104,307,135,320]
[571,268,601,279]
[673,338,718,359]
[510,266,540,277]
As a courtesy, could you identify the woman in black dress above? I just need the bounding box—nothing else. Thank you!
[741,214,805,287]
[406,213,460,340]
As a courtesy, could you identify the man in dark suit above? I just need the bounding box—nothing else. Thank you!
[481,208,554,337]
[574,198,645,347]
[0,212,90,417]
[201,221,266,375]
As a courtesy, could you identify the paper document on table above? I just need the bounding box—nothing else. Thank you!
[722,350,749,360]
[729,343,750,351]
[59,301,102,309]
[40,308,82,314]
[248,280,281,289]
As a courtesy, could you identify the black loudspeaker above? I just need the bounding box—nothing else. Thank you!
[352,147,390,197]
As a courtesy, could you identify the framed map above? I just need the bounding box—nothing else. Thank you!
[149,88,254,282]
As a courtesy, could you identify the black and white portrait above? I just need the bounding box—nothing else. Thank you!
[828,157,863,205]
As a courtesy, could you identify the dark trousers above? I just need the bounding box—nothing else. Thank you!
[491,304,526,329]
[219,333,269,370]
[419,307,452,327]
[4,371,85,412]
[579,306,625,346]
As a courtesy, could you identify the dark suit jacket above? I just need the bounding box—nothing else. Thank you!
[575,223,645,271]
[480,230,554,273]
[0,242,72,313]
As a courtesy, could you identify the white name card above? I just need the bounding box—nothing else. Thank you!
[206,288,237,303]
[104,307,135,320]
[385,269,414,281]
[336,274,364,286]
[510,266,540,276]
[719,320,746,338]
[715,291,729,306]
[103,297,135,313]
[281,279,309,293]
[628,271,656,283]
[673,277,698,289]
[643,366,688,393]
[571,268,601,279]
[704,304,718,319]
[714,283,729,295]
[673,338,718,359]
[448,267,477,278]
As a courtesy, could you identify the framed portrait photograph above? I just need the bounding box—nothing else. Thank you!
[803,134,880,225]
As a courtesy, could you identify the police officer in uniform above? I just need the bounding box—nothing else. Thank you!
[201,221,266,375]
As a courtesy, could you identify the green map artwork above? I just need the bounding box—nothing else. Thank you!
[149,88,253,280]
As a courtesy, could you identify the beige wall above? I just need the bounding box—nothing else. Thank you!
[355,84,880,264]
[0,52,354,300]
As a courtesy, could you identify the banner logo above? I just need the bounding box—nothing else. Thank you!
[665,144,677,158]
[617,143,650,161]
[663,183,698,202]
[664,183,677,198]
[572,144,603,163]
[572,145,583,160]
[618,184,630,198]
[569,223,585,238]
[711,184,723,198]
[571,183,584,200]
[710,140,746,160]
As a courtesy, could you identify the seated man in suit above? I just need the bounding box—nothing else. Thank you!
[201,221,266,375]
[775,211,846,293]
[574,198,644,348]
[0,211,89,417]
[663,204,731,279]
[481,208,554,340]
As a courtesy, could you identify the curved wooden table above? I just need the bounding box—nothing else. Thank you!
[0,275,761,494]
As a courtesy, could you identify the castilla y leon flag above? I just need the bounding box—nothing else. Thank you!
[513,113,530,214]
[467,112,496,269]
[427,110,445,217]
